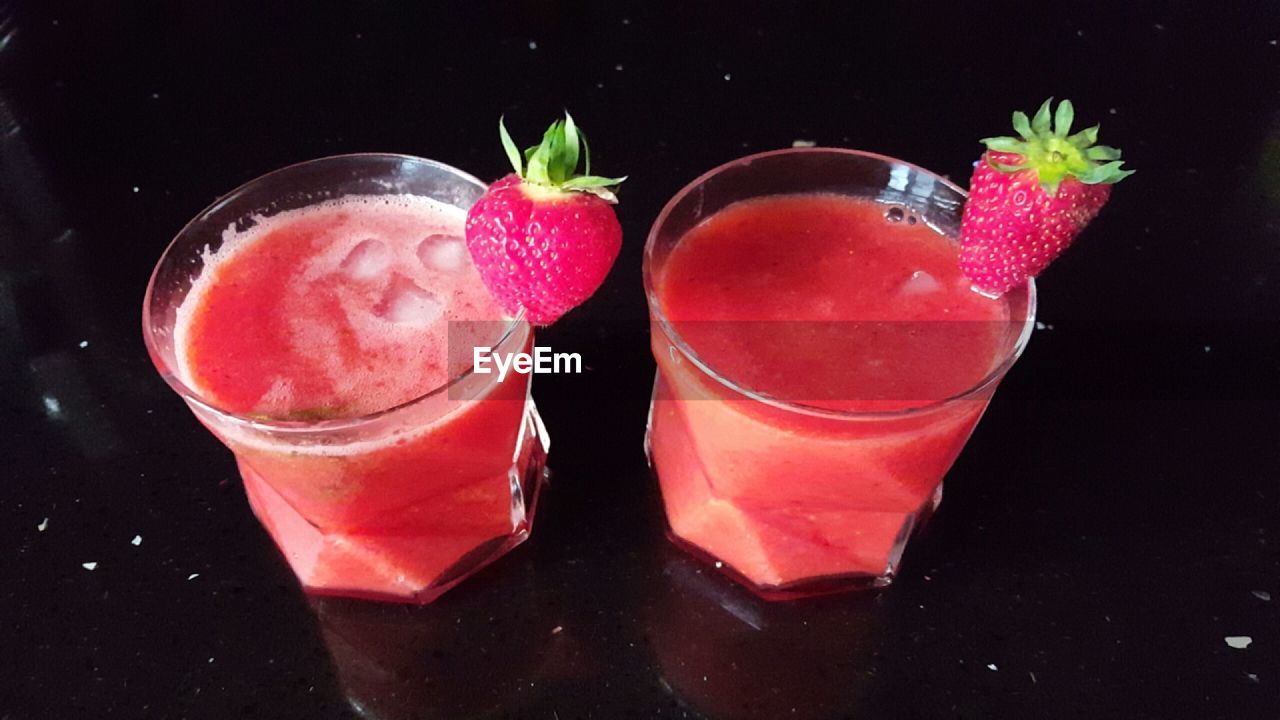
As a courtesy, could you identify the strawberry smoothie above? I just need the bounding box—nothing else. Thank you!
[145,156,548,604]
[177,195,500,420]
[645,150,1034,597]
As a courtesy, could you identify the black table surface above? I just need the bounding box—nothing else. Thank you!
[3,2,1278,718]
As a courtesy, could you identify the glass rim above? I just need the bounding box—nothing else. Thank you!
[642,146,1038,420]
[141,152,525,433]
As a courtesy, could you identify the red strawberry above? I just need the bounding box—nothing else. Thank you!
[465,113,625,324]
[959,98,1134,296]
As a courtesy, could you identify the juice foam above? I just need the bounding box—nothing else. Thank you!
[174,194,508,421]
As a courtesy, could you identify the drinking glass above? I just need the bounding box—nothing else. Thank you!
[143,154,548,604]
[644,148,1035,598]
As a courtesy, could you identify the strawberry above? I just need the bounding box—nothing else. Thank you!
[959,98,1134,296]
[465,113,625,325]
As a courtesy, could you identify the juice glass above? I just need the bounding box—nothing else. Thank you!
[644,149,1035,599]
[143,155,548,604]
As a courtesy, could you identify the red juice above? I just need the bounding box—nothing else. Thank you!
[648,192,1021,593]
[173,193,542,602]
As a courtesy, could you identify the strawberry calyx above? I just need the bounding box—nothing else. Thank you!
[499,112,626,203]
[981,98,1134,196]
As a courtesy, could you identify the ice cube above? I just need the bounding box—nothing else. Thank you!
[379,279,444,326]
[417,234,467,272]
[899,270,941,296]
[340,238,391,281]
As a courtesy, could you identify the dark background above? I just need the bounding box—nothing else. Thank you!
[2,1,1278,718]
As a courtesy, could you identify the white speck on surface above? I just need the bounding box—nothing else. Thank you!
[1075,29,1084,37]
[132,186,139,193]
[987,663,998,671]
[723,73,731,81]
[792,139,817,148]
[82,562,97,571]
[551,625,563,635]
[1029,671,1037,683]
[1204,345,1211,352]
[614,63,623,71]
[1109,107,1118,115]
[37,517,49,532]
[714,561,723,568]
[151,92,160,99]
[1036,321,1048,330]
[1247,672,1260,682]
[622,17,630,24]
[596,82,604,89]
[1252,590,1271,602]
[1154,23,1165,30]
[1271,40,1277,46]
[187,573,200,581]
[43,395,62,417]
[131,535,142,546]
[78,340,88,348]
[528,40,537,50]
[1225,636,1253,649]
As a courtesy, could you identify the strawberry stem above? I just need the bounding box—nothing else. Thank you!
[981,98,1134,196]
[497,112,626,202]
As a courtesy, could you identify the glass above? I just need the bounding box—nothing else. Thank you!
[643,148,1035,599]
[143,154,548,604]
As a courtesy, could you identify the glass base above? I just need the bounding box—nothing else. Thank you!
[658,483,940,601]
[242,399,549,605]
[646,370,944,600]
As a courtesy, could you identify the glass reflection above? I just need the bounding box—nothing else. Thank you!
[309,560,557,719]
[645,544,884,719]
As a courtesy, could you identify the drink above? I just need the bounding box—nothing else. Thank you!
[644,149,1034,597]
[144,155,548,604]
[175,196,497,419]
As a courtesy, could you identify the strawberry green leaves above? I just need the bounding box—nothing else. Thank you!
[980,98,1134,196]
[499,112,626,203]
[1053,98,1074,137]
[499,116,524,177]
[1012,111,1033,140]
[1031,98,1053,135]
